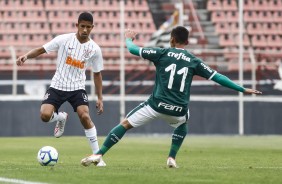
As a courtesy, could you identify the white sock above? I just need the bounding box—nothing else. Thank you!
[47,112,64,123]
[84,126,100,154]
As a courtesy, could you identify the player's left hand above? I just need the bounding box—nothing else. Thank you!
[96,99,104,115]
[244,88,262,94]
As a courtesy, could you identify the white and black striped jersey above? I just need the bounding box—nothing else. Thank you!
[43,33,103,91]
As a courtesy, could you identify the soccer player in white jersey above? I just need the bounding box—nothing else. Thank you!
[81,26,262,168]
[16,12,106,166]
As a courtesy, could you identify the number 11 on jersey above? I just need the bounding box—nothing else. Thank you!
[165,64,188,92]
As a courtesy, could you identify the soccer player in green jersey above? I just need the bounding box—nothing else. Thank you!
[81,26,262,168]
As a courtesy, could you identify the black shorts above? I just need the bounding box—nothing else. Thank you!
[42,87,89,112]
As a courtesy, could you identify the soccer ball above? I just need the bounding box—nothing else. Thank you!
[37,146,59,166]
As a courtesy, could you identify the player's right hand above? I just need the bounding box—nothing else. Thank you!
[244,88,262,94]
[16,55,27,66]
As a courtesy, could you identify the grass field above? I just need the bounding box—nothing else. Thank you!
[0,135,281,184]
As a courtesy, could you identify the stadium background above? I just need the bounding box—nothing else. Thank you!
[0,0,281,136]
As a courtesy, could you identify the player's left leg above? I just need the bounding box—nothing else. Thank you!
[167,123,187,168]
[77,104,106,166]
[81,101,157,167]
[97,119,132,155]
[69,90,106,166]
[163,111,189,168]
[76,105,100,154]
[80,119,132,166]
[97,102,157,156]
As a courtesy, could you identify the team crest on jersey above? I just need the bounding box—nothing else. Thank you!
[82,49,95,59]
[43,92,50,100]
[82,93,88,102]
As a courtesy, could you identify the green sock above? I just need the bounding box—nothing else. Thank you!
[168,123,188,159]
[97,124,127,155]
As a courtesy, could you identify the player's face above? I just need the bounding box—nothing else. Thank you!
[76,20,94,41]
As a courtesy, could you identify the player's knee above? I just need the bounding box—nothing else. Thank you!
[80,112,91,123]
[121,119,133,130]
[175,123,188,134]
[40,112,51,122]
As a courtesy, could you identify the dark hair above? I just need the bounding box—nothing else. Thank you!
[171,26,189,44]
[78,12,93,24]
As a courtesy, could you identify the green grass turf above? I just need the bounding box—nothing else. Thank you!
[0,136,281,184]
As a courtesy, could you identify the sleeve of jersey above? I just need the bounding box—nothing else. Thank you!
[211,73,245,93]
[195,59,217,79]
[42,35,61,54]
[126,38,164,63]
[92,47,104,73]
[125,38,140,56]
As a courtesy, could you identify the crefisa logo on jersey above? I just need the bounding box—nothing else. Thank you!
[143,49,156,55]
[167,52,190,62]
[200,63,213,73]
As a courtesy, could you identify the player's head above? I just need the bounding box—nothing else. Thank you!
[78,12,93,24]
[76,12,94,41]
[170,26,189,47]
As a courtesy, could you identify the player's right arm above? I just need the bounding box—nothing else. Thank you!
[125,29,140,56]
[16,47,46,66]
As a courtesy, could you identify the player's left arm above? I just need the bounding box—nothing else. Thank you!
[93,72,103,115]
[125,39,140,56]
[92,46,104,115]
[212,73,262,94]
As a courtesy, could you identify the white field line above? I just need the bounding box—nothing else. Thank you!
[0,177,48,184]
[212,166,282,169]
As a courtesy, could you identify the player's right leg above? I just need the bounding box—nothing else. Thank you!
[41,88,67,138]
[161,111,189,168]
[167,157,179,168]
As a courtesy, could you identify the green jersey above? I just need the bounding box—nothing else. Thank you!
[140,47,217,116]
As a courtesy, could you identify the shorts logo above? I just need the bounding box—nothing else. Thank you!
[82,93,88,102]
[43,93,50,100]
